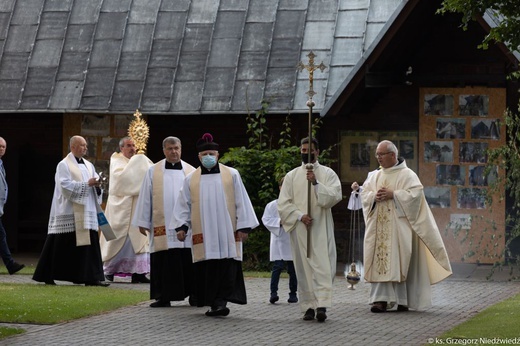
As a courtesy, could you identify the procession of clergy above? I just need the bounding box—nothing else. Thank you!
[32,132,452,321]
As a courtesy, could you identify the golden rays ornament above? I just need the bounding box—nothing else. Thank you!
[128,109,149,154]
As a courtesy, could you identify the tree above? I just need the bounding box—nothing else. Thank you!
[439,1,520,266]
[438,0,520,53]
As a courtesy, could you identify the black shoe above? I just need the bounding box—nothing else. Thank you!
[316,307,327,322]
[205,306,230,317]
[303,308,315,321]
[188,296,197,307]
[150,300,171,308]
[288,294,298,303]
[269,295,279,304]
[105,274,114,282]
[8,262,25,275]
[85,281,110,287]
[131,273,150,283]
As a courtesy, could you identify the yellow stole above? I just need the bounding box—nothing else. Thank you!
[152,160,193,253]
[65,154,93,246]
[190,164,238,262]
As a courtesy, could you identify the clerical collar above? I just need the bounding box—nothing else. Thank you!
[201,164,220,174]
[75,157,85,164]
[165,161,182,170]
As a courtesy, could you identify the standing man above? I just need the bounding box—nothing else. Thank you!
[33,136,108,286]
[132,136,196,307]
[278,137,342,322]
[361,140,452,313]
[100,137,153,283]
[0,137,25,275]
[172,133,259,317]
[262,177,297,304]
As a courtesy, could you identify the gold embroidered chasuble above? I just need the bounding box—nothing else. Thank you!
[361,160,452,284]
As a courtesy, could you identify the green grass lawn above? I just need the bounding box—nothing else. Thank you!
[435,292,520,342]
[1,266,519,343]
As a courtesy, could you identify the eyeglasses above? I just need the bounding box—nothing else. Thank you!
[375,152,392,158]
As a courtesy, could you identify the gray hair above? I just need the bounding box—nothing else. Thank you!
[119,136,132,148]
[379,140,399,157]
[163,136,181,149]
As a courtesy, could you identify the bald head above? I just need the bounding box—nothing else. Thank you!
[70,136,87,158]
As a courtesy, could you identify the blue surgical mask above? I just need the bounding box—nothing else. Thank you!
[201,154,217,169]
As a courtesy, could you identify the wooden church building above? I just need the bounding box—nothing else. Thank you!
[0,0,518,264]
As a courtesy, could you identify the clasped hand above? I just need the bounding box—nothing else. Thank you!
[375,187,393,202]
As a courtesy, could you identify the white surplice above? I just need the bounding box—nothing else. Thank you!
[262,199,292,261]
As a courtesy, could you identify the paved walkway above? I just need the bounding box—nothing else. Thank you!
[1,262,519,346]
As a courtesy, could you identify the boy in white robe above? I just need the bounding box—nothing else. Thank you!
[262,177,297,304]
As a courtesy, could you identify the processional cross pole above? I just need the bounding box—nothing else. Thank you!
[296,51,327,258]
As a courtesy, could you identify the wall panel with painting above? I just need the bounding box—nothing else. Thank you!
[420,87,506,264]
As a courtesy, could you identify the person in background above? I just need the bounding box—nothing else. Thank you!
[262,176,297,304]
[33,136,108,286]
[0,137,25,275]
[132,136,197,307]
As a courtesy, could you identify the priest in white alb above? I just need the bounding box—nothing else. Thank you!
[172,133,259,317]
[361,140,452,313]
[277,137,343,323]
[132,136,196,307]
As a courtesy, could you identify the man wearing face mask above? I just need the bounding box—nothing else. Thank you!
[277,137,342,322]
[172,133,259,317]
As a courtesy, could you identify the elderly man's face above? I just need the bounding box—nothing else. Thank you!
[121,139,136,159]
[375,144,397,168]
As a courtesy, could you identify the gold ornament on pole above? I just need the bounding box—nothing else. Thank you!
[128,109,150,154]
[297,51,327,258]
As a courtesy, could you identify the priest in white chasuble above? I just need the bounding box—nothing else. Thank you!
[132,136,196,307]
[277,137,343,323]
[361,140,452,313]
[100,137,153,283]
[172,133,259,317]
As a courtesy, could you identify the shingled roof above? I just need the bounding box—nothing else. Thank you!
[0,0,403,114]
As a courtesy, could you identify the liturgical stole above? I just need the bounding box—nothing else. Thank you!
[65,154,93,246]
[190,164,239,262]
[152,160,193,253]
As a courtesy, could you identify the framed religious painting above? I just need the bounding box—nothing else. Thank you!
[339,131,379,183]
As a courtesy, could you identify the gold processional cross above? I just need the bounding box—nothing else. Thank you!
[296,51,327,258]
